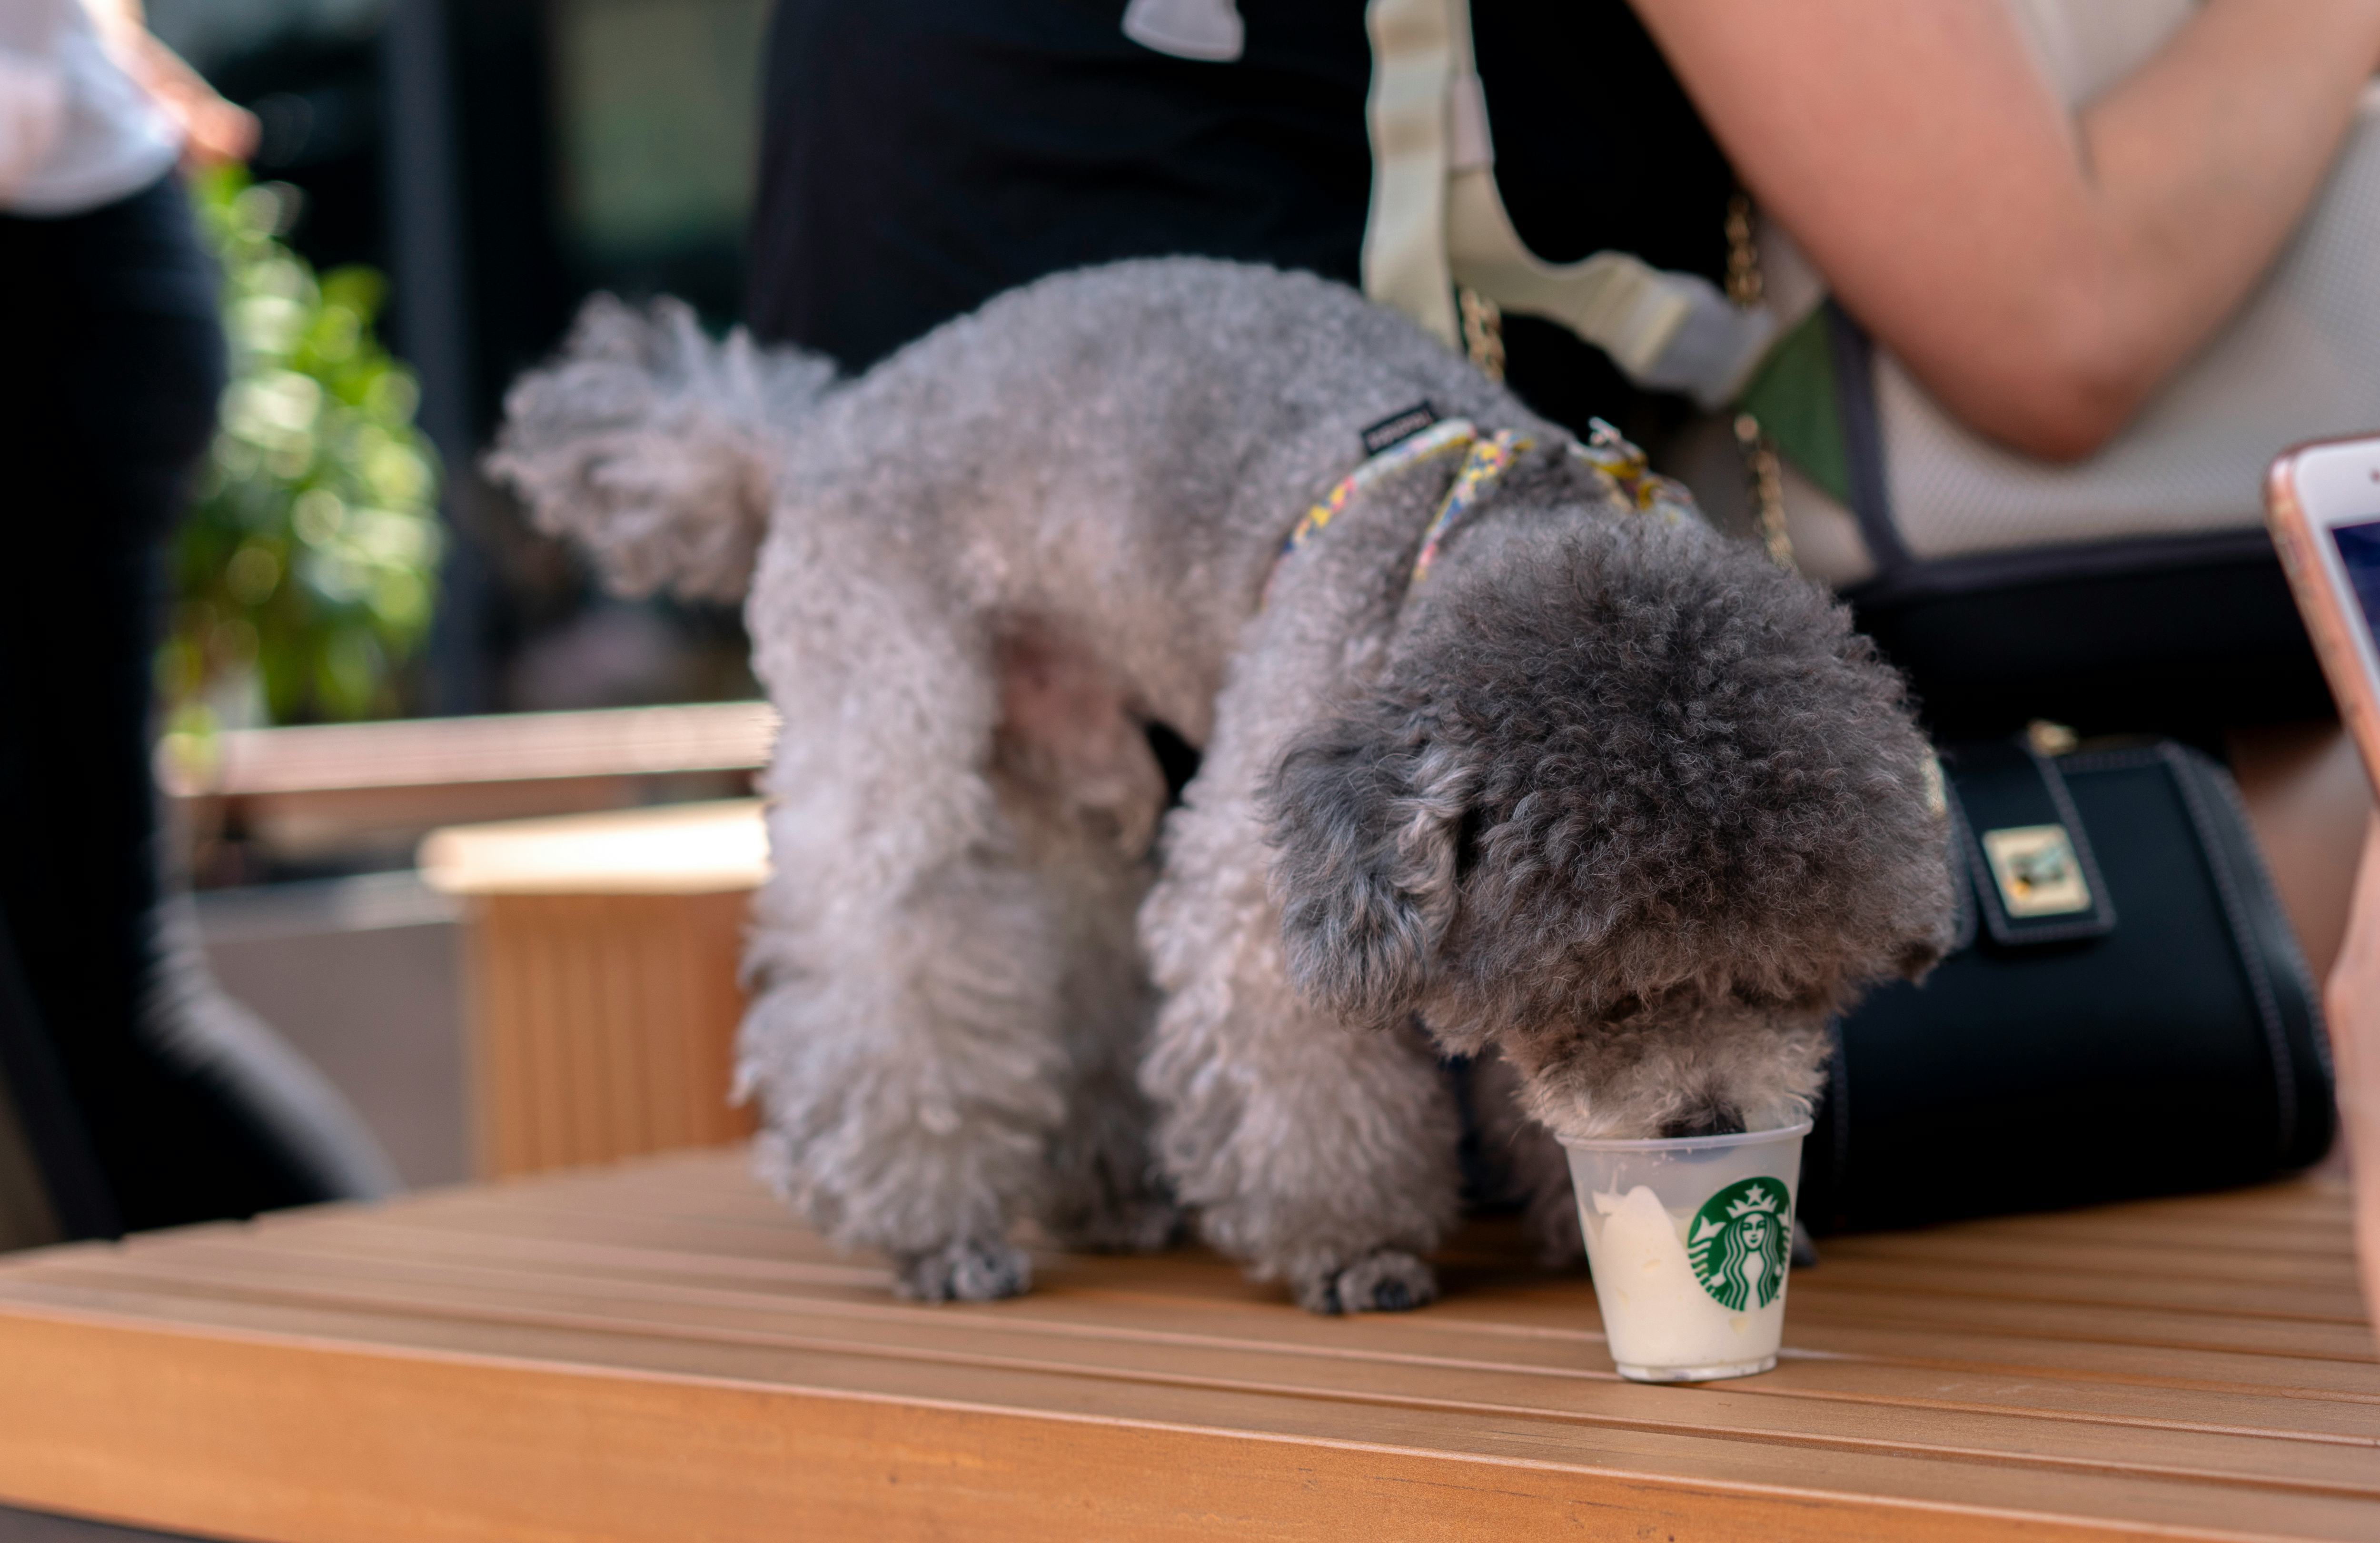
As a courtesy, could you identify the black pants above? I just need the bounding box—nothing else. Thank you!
[0,176,383,1235]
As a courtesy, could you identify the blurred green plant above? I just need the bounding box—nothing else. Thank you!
[159,164,442,743]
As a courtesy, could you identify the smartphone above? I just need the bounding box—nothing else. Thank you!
[2267,433,2380,783]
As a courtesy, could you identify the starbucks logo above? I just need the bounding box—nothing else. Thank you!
[1686,1177,1791,1311]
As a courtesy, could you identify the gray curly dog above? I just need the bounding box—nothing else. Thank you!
[491,258,1954,1313]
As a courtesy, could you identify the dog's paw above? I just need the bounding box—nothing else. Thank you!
[1055,1195,1184,1256]
[1294,1249,1439,1315]
[893,1238,1033,1303]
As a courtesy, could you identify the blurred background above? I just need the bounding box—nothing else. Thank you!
[152,0,766,739]
[137,0,781,1189]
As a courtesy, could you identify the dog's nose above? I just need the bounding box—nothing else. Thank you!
[1658,1097,1745,1139]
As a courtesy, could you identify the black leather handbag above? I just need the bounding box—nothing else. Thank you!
[1798,737,2336,1233]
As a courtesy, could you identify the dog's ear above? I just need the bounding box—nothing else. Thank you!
[1264,706,1475,1025]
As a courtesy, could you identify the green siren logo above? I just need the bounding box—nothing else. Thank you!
[1686,1177,1791,1312]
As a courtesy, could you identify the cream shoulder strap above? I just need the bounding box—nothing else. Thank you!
[1360,0,1779,409]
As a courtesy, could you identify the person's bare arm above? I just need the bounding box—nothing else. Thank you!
[1630,0,2380,459]
[2323,819,2380,1333]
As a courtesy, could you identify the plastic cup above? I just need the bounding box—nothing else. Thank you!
[1561,1121,1813,1383]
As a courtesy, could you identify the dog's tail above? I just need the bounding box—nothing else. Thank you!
[486,295,837,602]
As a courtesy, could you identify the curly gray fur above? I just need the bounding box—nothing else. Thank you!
[491,258,1954,1312]
[1266,496,1953,1142]
[487,294,836,601]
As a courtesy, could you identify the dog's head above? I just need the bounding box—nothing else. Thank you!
[1263,511,1954,1141]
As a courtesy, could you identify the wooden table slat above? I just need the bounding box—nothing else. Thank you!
[138,1209,2380,1407]
[363,1187,2376,1324]
[295,1182,2380,1364]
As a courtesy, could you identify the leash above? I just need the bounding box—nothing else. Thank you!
[1265,415,1692,606]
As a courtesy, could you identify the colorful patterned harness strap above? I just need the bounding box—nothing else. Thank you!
[1265,415,1692,606]
[1575,416,1698,521]
[1278,417,1478,562]
[1409,428,1532,586]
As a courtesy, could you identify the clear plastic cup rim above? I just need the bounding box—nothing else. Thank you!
[1556,1119,1813,1154]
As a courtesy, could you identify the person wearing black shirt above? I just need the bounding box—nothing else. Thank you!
[744,0,1733,447]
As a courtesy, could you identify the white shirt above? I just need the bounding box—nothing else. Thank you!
[0,0,180,216]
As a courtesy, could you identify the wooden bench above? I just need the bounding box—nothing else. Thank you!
[161,701,776,880]
[0,1150,2369,1540]
[418,801,767,1178]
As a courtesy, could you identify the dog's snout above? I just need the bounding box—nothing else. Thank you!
[1659,1097,1745,1140]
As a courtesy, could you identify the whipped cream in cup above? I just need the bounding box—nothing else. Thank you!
[1560,1121,1813,1383]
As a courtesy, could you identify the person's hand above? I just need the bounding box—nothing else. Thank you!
[83,0,257,167]
[123,30,258,167]
[2321,817,2380,1338]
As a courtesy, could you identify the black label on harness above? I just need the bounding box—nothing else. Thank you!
[1360,402,1438,456]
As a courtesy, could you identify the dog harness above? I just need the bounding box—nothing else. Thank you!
[1266,415,1692,605]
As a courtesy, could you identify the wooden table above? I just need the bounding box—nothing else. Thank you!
[0,1151,2369,1542]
